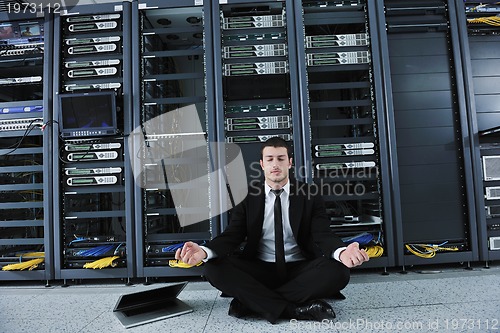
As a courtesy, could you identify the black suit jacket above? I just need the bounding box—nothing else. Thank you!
[206,180,346,261]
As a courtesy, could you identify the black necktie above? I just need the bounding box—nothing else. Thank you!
[271,189,286,281]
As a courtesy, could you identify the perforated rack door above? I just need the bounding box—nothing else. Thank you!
[294,0,394,268]
[52,2,135,281]
[380,0,478,266]
[131,0,216,278]
[0,10,54,281]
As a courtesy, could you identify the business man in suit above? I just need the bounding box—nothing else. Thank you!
[176,137,369,323]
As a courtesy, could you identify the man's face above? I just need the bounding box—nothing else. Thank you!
[260,146,292,188]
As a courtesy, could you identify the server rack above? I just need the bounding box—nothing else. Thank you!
[52,2,134,280]
[377,0,478,266]
[456,1,500,262]
[212,0,304,230]
[132,0,216,278]
[293,0,394,269]
[0,10,54,281]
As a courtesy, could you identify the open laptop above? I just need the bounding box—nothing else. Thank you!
[113,281,193,328]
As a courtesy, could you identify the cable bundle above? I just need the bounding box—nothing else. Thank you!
[1,119,44,156]
[162,243,185,252]
[405,242,459,259]
[341,232,374,246]
[467,2,500,13]
[74,245,115,257]
[342,232,385,258]
[364,245,384,258]
[1,252,45,271]
[83,256,120,269]
[467,16,500,26]
[68,237,87,246]
[168,259,203,269]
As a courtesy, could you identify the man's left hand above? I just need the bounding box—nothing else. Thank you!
[175,241,207,266]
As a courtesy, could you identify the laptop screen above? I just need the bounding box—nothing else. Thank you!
[121,299,179,317]
[114,282,187,311]
[479,126,500,137]
[113,282,193,328]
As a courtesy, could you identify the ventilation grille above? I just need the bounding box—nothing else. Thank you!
[483,156,500,181]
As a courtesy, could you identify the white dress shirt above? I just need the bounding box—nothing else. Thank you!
[257,181,305,262]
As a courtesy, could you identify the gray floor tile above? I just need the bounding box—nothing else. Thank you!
[406,274,500,303]
[444,300,500,331]
[335,304,465,333]
[0,264,498,333]
[0,319,88,333]
[338,280,443,310]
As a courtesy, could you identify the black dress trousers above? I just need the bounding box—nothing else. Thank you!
[203,255,350,323]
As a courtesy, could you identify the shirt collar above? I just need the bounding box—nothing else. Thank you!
[265,180,290,196]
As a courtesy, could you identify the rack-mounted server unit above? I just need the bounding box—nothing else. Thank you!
[132,0,216,278]
[219,2,293,156]
[0,11,54,281]
[377,0,478,266]
[52,2,134,280]
[218,1,296,166]
[294,0,394,268]
[212,0,305,231]
[458,1,500,262]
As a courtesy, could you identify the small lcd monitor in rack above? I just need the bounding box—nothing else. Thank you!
[0,20,44,45]
[58,91,118,138]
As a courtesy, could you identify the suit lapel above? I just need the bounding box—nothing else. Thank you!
[289,181,302,238]
[248,183,265,236]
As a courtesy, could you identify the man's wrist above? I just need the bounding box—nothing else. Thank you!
[200,245,215,262]
[338,249,346,263]
[202,249,207,260]
[333,247,347,262]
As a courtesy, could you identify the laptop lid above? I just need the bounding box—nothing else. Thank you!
[479,125,500,137]
[113,282,193,328]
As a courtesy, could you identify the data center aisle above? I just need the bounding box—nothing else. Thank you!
[0,263,499,333]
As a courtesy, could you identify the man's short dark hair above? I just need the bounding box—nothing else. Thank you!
[260,137,292,159]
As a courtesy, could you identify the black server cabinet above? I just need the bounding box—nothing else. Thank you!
[457,1,500,262]
[0,11,54,280]
[293,1,394,268]
[132,0,216,278]
[377,0,478,266]
[52,2,135,280]
[212,0,304,230]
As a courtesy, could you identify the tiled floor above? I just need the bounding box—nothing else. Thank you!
[1,263,499,333]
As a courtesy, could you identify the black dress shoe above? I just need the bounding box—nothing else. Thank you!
[294,299,336,321]
[228,298,253,319]
[331,291,346,300]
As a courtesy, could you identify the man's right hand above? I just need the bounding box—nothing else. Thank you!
[175,241,207,266]
[339,242,369,268]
